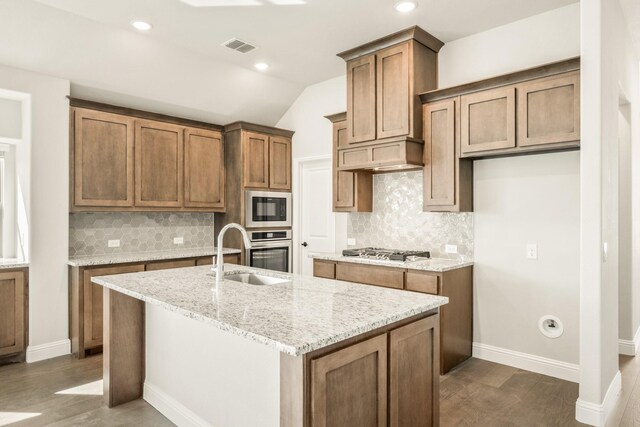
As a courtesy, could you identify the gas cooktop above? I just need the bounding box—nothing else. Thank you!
[342,247,431,262]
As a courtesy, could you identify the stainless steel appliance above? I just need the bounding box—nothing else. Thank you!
[342,247,431,261]
[246,229,292,273]
[245,190,292,228]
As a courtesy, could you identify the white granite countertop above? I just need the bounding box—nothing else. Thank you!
[311,253,473,272]
[0,258,29,269]
[92,265,448,356]
[68,247,241,267]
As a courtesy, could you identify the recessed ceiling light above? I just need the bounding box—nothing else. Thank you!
[254,62,269,71]
[394,1,417,13]
[131,20,152,31]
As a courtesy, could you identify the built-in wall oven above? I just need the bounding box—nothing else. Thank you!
[246,230,292,273]
[245,191,292,228]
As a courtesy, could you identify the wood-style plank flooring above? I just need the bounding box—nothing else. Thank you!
[1,353,639,426]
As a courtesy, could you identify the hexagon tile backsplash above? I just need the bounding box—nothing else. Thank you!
[347,171,473,260]
[69,213,215,257]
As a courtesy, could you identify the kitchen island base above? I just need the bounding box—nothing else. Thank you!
[102,288,440,427]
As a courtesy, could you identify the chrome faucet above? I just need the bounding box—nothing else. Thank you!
[214,223,252,289]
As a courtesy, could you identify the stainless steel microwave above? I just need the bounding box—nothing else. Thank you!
[245,191,292,228]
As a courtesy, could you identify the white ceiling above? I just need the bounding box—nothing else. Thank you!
[34,0,577,87]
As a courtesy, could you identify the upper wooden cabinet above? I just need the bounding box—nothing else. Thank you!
[73,109,134,207]
[269,136,292,190]
[184,128,225,209]
[0,269,27,362]
[135,120,184,208]
[70,102,226,212]
[326,113,372,212]
[421,57,581,159]
[338,26,442,170]
[243,131,270,189]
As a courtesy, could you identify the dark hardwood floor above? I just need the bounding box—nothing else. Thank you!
[1,353,638,426]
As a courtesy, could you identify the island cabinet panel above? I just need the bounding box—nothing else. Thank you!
[347,54,377,144]
[311,334,387,427]
[134,120,184,208]
[336,262,404,289]
[517,71,580,147]
[460,86,516,155]
[376,43,410,140]
[0,270,27,360]
[184,128,225,210]
[389,315,439,427]
[195,253,241,266]
[269,136,292,190]
[313,259,336,279]
[243,131,270,189]
[73,108,135,207]
[81,264,145,352]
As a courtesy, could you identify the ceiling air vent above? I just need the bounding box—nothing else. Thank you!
[222,38,257,53]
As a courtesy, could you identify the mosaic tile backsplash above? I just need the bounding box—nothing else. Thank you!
[348,171,473,260]
[69,213,215,257]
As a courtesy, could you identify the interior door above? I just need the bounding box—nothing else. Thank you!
[298,157,335,276]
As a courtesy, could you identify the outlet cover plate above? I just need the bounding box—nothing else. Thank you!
[174,237,184,245]
[347,238,356,246]
[108,239,120,248]
[445,244,458,254]
[526,244,538,260]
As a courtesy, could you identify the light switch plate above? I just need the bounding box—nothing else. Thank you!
[526,244,538,260]
[174,237,184,245]
[108,239,120,248]
[445,244,458,254]
[347,238,356,246]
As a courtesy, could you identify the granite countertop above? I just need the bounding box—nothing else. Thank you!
[92,265,448,356]
[311,253,473,272]
[0,258,29,269]
[68,247,241,267]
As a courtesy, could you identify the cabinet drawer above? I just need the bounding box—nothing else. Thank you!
[336,263,404,289]
[405,271,440,295]
[146,259,196,271]
[314,260,336,279]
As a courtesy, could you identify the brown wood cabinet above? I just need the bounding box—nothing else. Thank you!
[325,113,372,212]
[72,109,135,208]
[269,136,292,190]
[311,334,387,427]
[0,269,28,363]
[70,253,240,358]
[423,99,473,212]
[314,259,472,374]
[135,120,184,208]
[346,54,377,144]
[184,128,225,209]
[70,102,226,212]
[243,131,270,189]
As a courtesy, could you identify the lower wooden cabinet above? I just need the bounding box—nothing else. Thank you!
[0,269,28,363]
[195,253,241,266]
[314,259,472,374]
[146,259,196,271]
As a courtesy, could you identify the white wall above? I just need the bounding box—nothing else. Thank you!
[578,0,640,423]
[0,64,71,360]
[0,98,21,140]
[439,3,582,373]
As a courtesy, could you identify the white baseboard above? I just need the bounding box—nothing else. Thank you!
[618,326,640,356]
[575,370,622,426]
[472,342,579,383]
[26,339,70,363]
[144,382,211,427]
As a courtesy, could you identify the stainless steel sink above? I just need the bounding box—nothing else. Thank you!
[224,273,291,286]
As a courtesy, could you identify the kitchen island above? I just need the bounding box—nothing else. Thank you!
[92,264,448,427]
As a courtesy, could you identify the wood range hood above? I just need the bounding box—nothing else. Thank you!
[336,26,443,172]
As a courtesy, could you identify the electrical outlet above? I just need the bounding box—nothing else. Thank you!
[347,238,356,246]
[174,237,184,245]
[445,244,458,254]
[526,244,538,260]
[108,239,120,248]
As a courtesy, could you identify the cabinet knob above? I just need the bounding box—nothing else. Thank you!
[301,242,308,247]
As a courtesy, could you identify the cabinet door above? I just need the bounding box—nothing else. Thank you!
[517,71,580,147]
[184,128,225,209]
[73,108,134,207]
[311,334,387,427]
[0,271,25,357]
[333,120,355,209]
[461,86,516,154]
[135,120,184,208]
[243,131,270,188]
[389,315,439,427]
[347,54,376,143]
[269,136,292,190]
[377,42,410,139]
[424,99,457,208]
[336,263,404,289]
[83,264,144,349]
